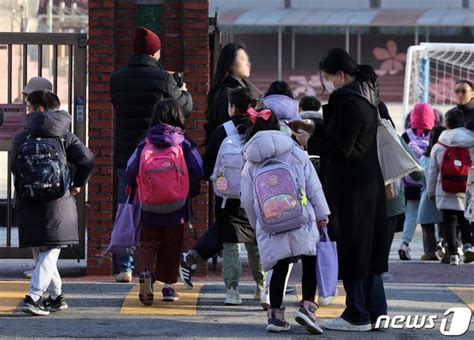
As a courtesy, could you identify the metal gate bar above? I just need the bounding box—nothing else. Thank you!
[0,32,87,259]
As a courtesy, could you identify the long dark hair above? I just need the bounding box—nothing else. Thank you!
[319,48,377,93]
[425,126,446,157]
[265,80,295,99]
[244,108,280,143]
[150,99,185,130]
[207,43,246,109]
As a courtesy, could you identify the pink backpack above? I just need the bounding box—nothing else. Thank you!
[137,138,189,214]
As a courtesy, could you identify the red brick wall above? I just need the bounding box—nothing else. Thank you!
[87,0,210,275]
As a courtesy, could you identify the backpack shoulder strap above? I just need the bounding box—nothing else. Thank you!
[406,128,416,141]
[223,120,237,136]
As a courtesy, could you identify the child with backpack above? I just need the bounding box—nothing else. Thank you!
[126,99,203,304]
[12,90,94,316]
[428,109,474,265]
[206,87,265,305]
[240,108,330,334]
[417,126,446,261]
[399,102,436,261]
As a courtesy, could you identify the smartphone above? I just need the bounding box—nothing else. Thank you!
[283,120,298,132]
[173,72,184,87]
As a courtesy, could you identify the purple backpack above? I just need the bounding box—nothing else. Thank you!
[403,129,429,187]
[253,158,309,234]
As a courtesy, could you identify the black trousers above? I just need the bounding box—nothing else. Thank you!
[270,256,317,309]
[441,210,473,255]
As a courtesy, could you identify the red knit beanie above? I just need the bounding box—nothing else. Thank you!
[133,27,161,55]
[410,102,436,135]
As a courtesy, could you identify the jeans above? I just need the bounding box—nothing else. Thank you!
[117,168,135,273]
[270,256,316,309]
[401,200,420,245]
[441,210,473,255]
[30,246,62,300]
[192,222,222,261]
[222,242,264,289]
[342,273,387,325]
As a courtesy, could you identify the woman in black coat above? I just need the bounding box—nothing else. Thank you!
[204,43,262,144]
[291,49,388,331]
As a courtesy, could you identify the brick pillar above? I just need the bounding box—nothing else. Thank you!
[87,0,210,276]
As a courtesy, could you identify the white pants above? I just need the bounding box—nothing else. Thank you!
[29,246,62,299]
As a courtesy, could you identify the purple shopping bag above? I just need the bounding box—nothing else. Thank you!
[316,226,338,300]
[107,191,141,255]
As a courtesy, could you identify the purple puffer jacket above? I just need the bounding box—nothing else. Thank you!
[240,130,330,271]
[127,123,203,226]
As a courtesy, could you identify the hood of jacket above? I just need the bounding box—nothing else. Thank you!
[147,123,184,147]
[331,76,380,108]
[128,53,164,69]
[25,110,71,137]
[243,130,295,163]
[438,127,474,148]
[299,110,323,121]
[262,95,300,121]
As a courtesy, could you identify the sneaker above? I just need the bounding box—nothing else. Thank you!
[115,271,132,283]
[398,242,411,261]
[21,295,50,316]
[324,317,372,332]
[254,283,265,301]
[436,241,446,259]
[162,286,179,302]
[267,308,291,332]
[420,252,438,261]
[463,244,474,264]
[450,254,461,266]
[225,287,242,305]
[261,291,270,311]
[139,271,154,306]
[43,295,68,312]
[179,251,198,289]
[23,269,34,279]
[295,300,324,335]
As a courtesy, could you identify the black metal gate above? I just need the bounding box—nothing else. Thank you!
[0,33,87,259]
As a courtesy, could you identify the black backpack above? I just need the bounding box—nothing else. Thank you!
[15,135,71,201]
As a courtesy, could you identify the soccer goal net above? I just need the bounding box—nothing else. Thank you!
[403,43,474,115]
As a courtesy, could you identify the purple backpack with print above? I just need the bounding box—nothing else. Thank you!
[253,158,309,234]
[403,129,429,187]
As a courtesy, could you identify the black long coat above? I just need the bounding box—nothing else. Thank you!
[308,78,388,281]
[11,111,95,248]
[110,54,193,168]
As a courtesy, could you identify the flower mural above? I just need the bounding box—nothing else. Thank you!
[288,75,321,97]
[373,40,407,76]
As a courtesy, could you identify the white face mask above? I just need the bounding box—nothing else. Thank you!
[323,78,336,93]
[322,74,343,94]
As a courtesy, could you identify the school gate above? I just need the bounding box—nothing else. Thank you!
[0,32,87,259]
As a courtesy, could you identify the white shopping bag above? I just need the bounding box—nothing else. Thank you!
[464,167,474,221]
[377,117,423,185]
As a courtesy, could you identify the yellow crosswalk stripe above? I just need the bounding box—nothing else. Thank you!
[449,287,474,310]
[121,283,203,315]
[295,284,345,318]
[0,281,29,315]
